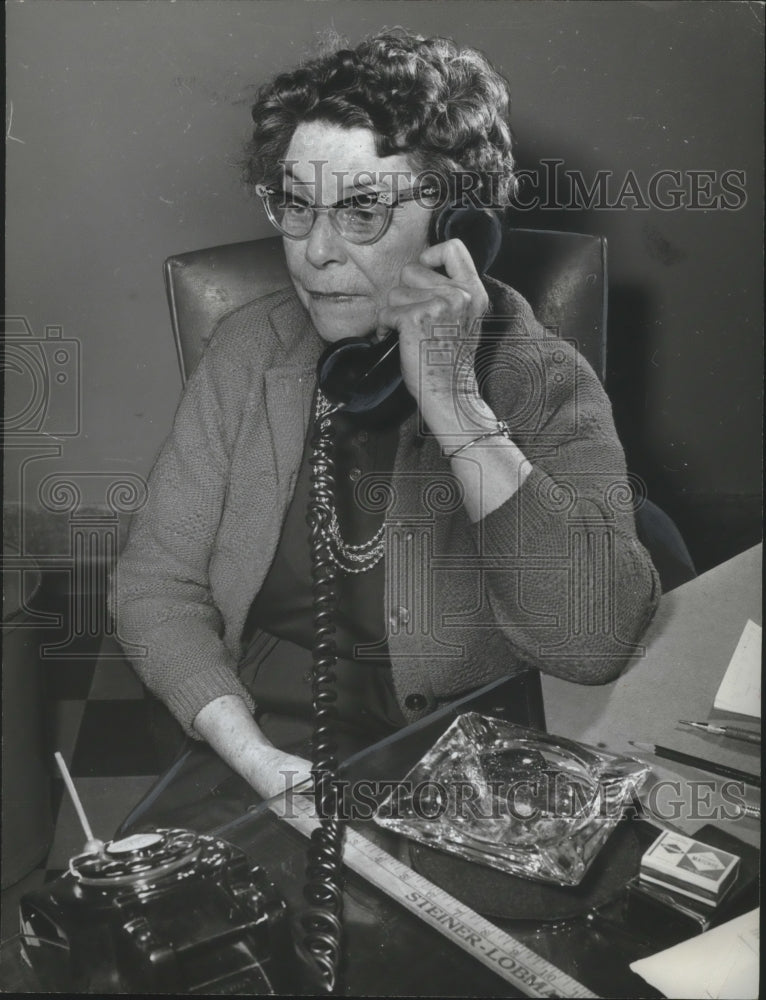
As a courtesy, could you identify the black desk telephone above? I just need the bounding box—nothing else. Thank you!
[316,204,502,423]
[17,206,503,996]
[19,829,296,994]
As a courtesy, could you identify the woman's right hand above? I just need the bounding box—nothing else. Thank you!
[192,694,313,816]
[244,744,313,811]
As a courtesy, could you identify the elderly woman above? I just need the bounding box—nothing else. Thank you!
[113,29,659,828]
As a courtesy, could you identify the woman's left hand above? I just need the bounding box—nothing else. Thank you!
[378,239,489,425]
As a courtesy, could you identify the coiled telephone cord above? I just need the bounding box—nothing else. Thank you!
[300,401,345,993]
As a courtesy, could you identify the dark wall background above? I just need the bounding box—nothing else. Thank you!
[5,0,763,573]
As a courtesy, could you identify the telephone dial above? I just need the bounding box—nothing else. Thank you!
[19,829,295,994]
[316,204,503,423]
[17,206,503,996]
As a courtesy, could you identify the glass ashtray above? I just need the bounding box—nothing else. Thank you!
[374,713,649,886]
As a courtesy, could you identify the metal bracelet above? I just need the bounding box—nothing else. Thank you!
[446,420,512,460]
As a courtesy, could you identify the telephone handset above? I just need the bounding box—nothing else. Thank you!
[316,206,503,424]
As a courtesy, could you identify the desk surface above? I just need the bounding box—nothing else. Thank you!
[543,543,761,847]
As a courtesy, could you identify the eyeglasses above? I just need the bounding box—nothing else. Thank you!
[255,183,438,245]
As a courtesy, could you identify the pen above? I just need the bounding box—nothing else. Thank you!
[679,721,761,745]
[629,741,761,788]
[734,803,761,820]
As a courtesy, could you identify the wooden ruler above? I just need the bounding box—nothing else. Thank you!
[277,794,599,998]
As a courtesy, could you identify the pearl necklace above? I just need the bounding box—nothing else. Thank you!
[314,390,386,574]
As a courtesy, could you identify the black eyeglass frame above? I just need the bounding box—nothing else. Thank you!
[255,182,439,245]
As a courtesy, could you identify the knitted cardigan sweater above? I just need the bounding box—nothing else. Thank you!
[112,280,660,736]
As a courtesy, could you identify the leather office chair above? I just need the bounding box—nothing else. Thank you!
[165,230,608,385]
[163,228,695,593]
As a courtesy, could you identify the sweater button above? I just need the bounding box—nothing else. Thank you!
[349,467,362,482]
[405,693,427,711]
[388,606,410,630]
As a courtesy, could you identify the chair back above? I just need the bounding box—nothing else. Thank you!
[164,229,607,385]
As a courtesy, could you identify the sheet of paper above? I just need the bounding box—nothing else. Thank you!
[630,908,759,1000]
[714,619,761,718]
